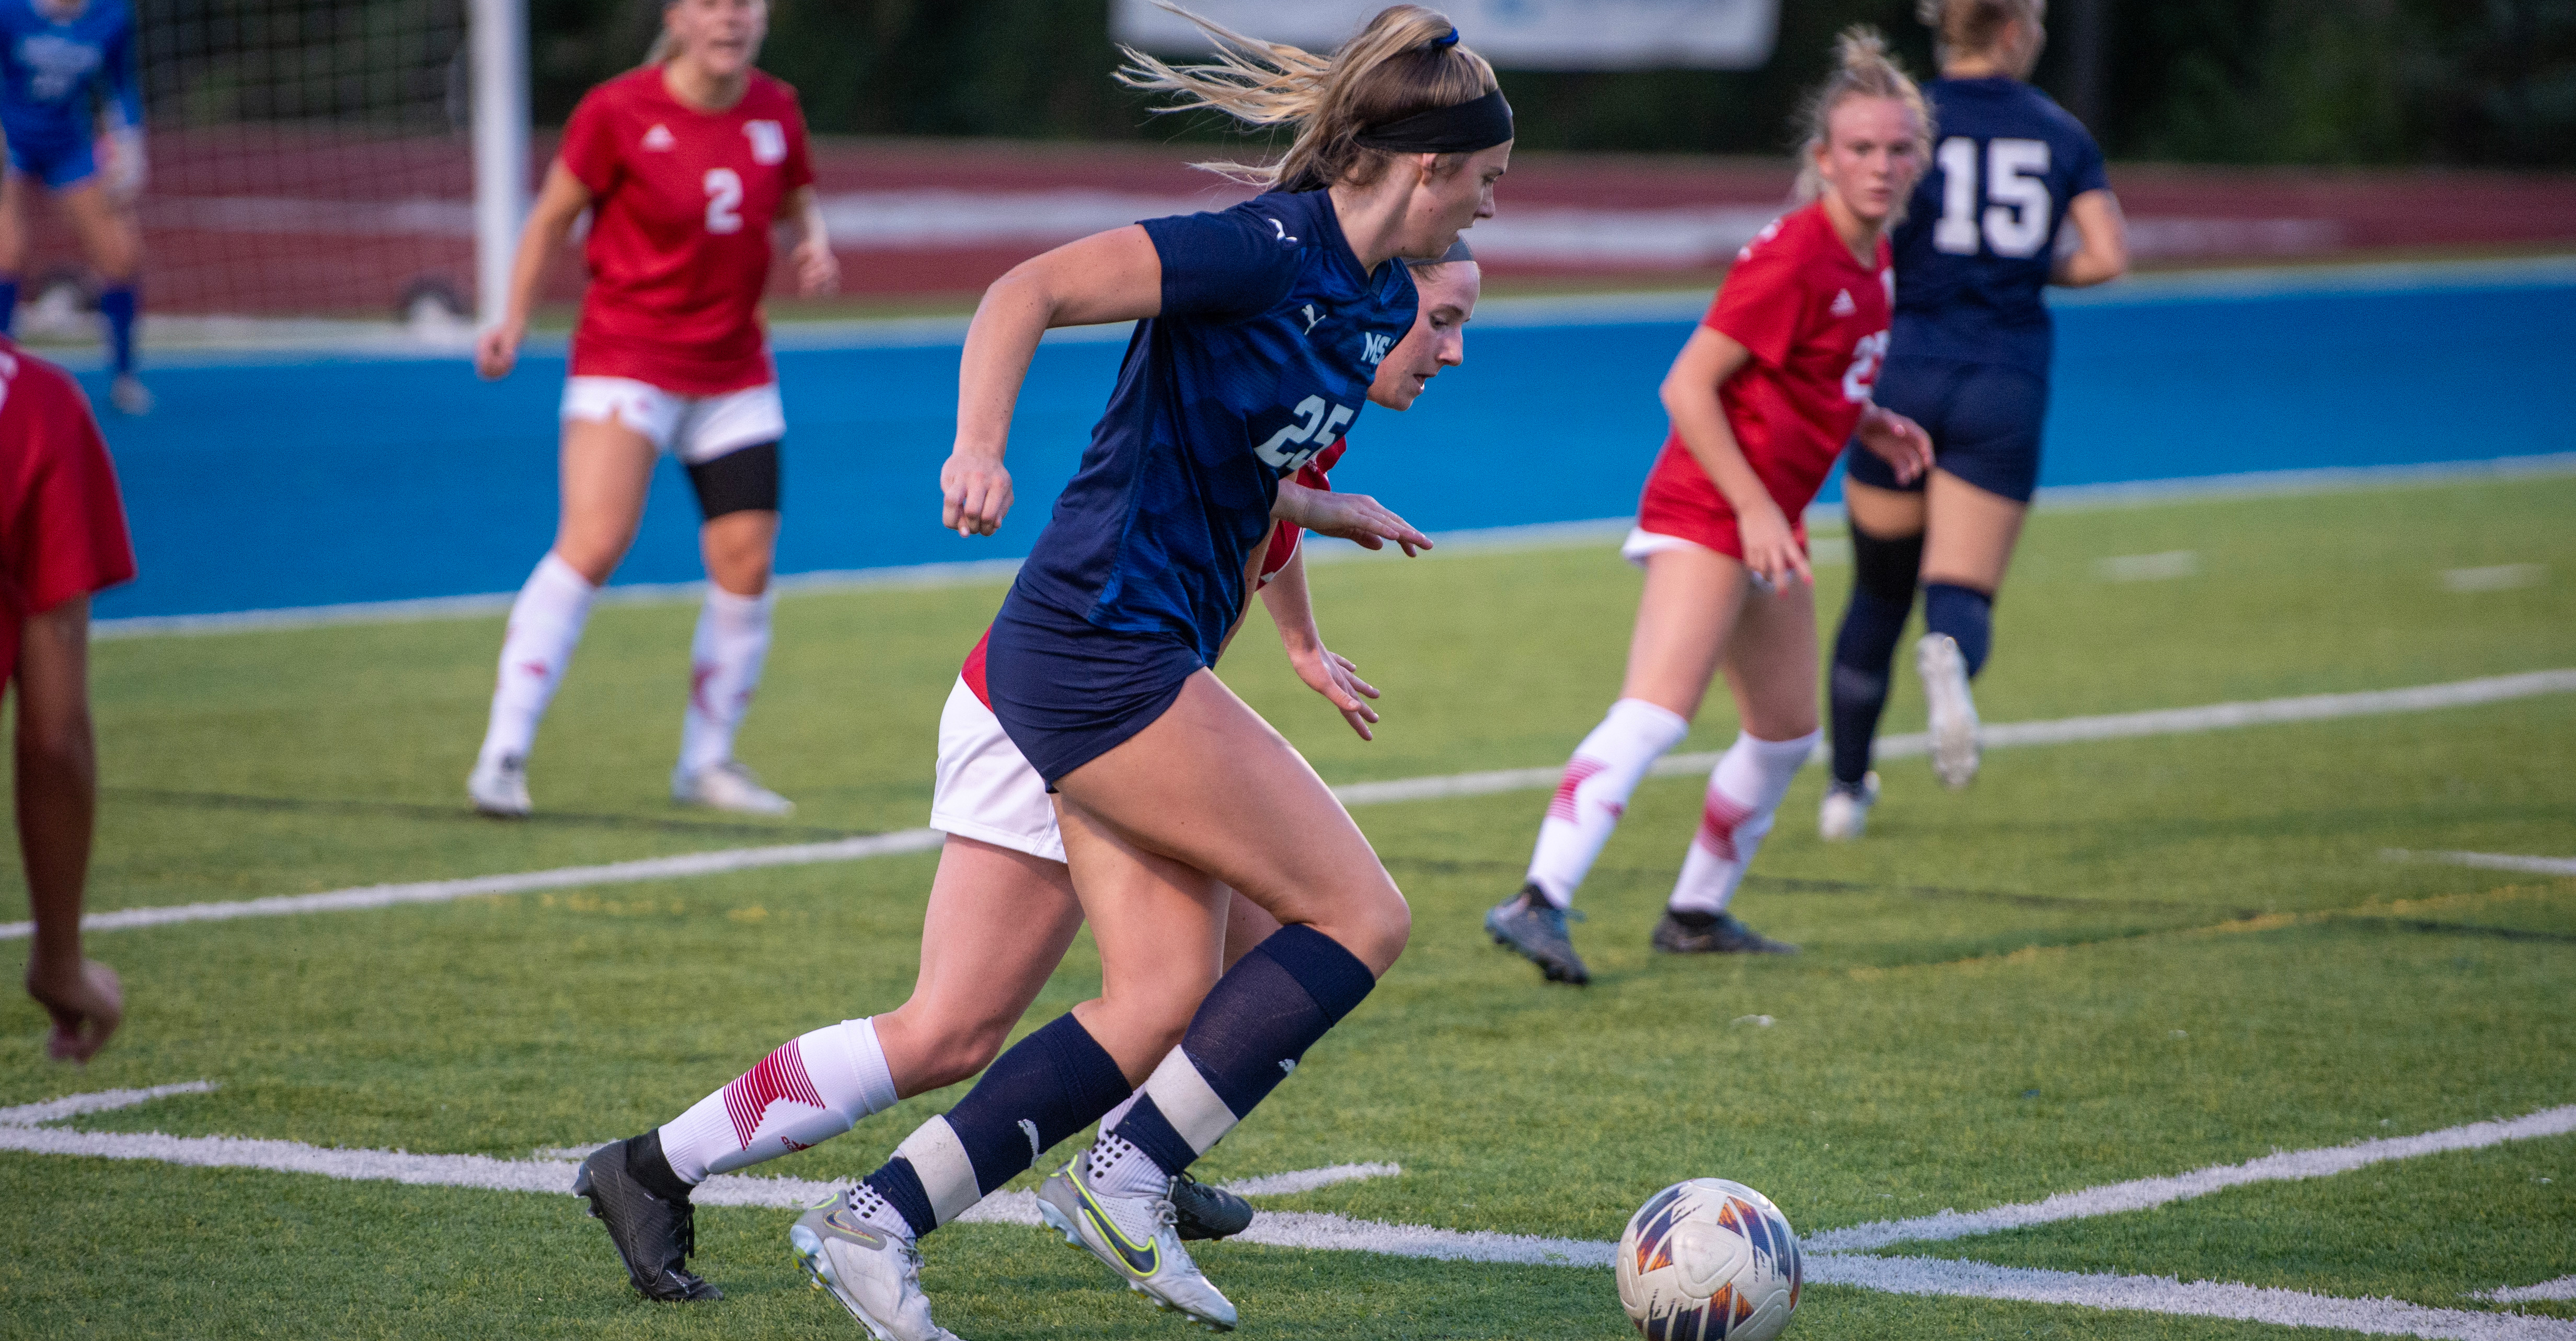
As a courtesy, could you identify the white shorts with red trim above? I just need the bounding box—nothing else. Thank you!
[560,377,785,465]
[928,677,1065,864]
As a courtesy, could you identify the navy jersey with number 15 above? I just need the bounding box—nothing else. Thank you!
[1011,189,1419,666]
[1890,76,2108,375]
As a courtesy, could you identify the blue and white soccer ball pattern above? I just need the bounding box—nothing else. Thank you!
[1615,1178,1802,1341]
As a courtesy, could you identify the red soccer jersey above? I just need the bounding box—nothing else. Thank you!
[962,443,1345,710]
[0,341,135,681]
[1641,201,1892,523]
[559,67,815,396]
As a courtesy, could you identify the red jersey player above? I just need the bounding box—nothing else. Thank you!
[565,251,1475,1307]
[469,0,835,819]
[1,338,135,1061]
[1487,28,1936,986]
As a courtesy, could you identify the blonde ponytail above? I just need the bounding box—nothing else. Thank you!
[1917,0,2042,63]
[1118,3,1500,192]
[1791,26,1933,209]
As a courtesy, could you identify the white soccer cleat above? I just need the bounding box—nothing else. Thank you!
[468,754,531,817]
[788,1185,959,1341]
[1819,771,1880,841]
[1037,1140,1238,1332]
[109,374,154,416]
[1917,634,1982,790]
[673,759,795,815]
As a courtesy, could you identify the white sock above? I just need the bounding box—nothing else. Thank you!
[1096,1089,1143,1135]
[1666,730,1820,916]
[1086,1129,1172,1199]
[677,585,774,778]
[1525,699,1690,907]
[478,553,596,766]
[657,1017,898,1183]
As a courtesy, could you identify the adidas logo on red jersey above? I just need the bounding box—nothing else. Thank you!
[1830,288,1857,317]
[642,124,675,152]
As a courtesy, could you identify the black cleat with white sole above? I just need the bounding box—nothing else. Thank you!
[1651,908,1799,956]
[1170,1170,1254,1241]
[574,1134,721,1302]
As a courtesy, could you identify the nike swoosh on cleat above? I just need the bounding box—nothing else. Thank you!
[1077,1186,1160,1276]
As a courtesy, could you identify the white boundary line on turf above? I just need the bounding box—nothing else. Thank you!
[89,453,2576,642]
[2385,850,2576,878]
[7,1085,2573,1337]
[1804,1105,2576,1252]
[2481,1279,2576,1304]
[12,667,2572,943]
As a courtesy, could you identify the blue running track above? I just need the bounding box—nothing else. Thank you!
[88,266,2576,620]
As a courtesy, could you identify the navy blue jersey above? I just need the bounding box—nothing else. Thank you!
[1009,189,1418,666]
[0,0,140,148]
[1889,76,2108,375]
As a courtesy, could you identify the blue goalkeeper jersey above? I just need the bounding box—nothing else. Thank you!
[0,0,141,149]
[1008,188,1419,666]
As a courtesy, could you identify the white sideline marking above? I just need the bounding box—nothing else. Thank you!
[2444,564,2545,593]
[15,668,2574,942]
[1804,1105,2576,1253]
[2097,551,2202,582]
[2386,850,2576,878]
[2480,1278,2576,1304]
[8,1086,2574,1336]
[1816,1255,2576,1340]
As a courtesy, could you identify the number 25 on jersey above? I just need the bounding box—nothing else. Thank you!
[1934,136,2053,259]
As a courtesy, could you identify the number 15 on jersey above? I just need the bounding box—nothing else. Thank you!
[1933,136,2053,259]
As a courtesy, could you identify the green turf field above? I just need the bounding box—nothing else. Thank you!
[3,473,2571,1339]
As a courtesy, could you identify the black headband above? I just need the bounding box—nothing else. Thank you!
[1354,88,1514,155]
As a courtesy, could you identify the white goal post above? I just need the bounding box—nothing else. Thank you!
[469,0,528,331]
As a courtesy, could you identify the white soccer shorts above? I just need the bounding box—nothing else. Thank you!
[928,677,1065,863]
[560,377,785,465]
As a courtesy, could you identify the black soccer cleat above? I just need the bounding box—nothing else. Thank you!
[1651,909,1799,956]
[1486,882,1590,985]
[1170,1169,1255,1241]
[573,1134,722,1302]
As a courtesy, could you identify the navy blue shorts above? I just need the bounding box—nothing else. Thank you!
[1845,355,2050,504]
[984,588,1205,788]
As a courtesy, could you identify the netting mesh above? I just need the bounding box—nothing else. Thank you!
[40,1,478,322]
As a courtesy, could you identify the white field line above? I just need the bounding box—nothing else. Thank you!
[89,453,2576,643]
[2480,1278,2576,1304]
[1818,1255,2576,1341]
[1805,1105,2576,1252]
[10,1086,2573,1336]
[2386,850,2576,878]
[14,668,2573,943]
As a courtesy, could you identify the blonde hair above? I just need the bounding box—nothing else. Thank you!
[1916,0,2042,61]
[1791,26,1933,209]
[1117,4,1500,192]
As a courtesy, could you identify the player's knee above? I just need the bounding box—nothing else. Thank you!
[1325,886,1410,977]
[915,1018,1015,1092]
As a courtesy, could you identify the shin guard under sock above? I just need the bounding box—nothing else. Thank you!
[1828,525,1924,784]
[1525,698,1690,906]
[1924,582,1994,677]
[862,1012,1129,1238]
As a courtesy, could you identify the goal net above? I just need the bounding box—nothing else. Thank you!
[15,0,491,339]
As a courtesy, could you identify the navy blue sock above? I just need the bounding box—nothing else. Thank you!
[1829,587,1911,785]
[1828,524,1924,785]
[1924,582,1994,677]
[99,285,136,375]
[861,1012,1128,1239]
[0,277,18,337]
[1113,924,1377,1177]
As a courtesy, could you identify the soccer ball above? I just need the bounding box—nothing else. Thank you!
[1614,1178,1801,1340]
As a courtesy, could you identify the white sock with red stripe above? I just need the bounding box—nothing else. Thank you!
[478,553,596,768]
[677,584,774,778]
[1524,698,1691,908]
[657,1018,898,1184]
[1665,730,1820,916]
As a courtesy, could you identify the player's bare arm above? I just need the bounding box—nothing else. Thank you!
[1258,546,1382,740]
[1272,479,1433,556]
[786,184,837,296]
[942,225,1165,536]
[2053,188,2129,287]
[15,594,121,1063]
[476,162,593,380]
[1660,326,1809,587]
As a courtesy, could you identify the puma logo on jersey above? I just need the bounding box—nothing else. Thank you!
[642,124,675,152]
[1269,217,1299,244]
[1830,288,1857,317]
[1300,304,1326,334]
[1361,332,1393,365]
